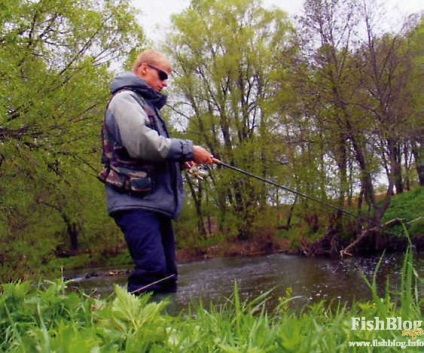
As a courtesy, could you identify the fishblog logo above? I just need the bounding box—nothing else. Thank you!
[351,317,423,331]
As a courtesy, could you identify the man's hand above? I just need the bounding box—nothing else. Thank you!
[193,146,214,164]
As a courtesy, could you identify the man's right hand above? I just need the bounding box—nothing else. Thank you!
[192,146,214,164]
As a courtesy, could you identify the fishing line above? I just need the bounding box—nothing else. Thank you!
[129,274,176,295]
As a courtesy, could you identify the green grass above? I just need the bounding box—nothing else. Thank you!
[1,238,422,353]
[382,186,424,237]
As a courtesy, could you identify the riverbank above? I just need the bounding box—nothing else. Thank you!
[176,233,291,263]
[176,187,424,262]
[50,187,424,273]
[175,232,424,264]
[59,220,423,275]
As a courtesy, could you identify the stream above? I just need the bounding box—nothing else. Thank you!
[65,251,423,312]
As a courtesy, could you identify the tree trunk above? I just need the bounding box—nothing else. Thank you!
[388,139,404,194]
[186,177,208,237]
[412,139,424,186]
[68,223,79,252]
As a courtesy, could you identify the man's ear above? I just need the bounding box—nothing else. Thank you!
[135,63,147,78]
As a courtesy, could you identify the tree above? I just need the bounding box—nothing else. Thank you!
[295,0,375,232]
[405,17,424,187]
[290,0,423,250]
[0,0,145,280]
[165,0,296,239]
[297,0,411,220]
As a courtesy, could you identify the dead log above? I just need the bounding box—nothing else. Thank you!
[339,218,405,258]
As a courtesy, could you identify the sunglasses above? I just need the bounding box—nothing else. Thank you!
[147,64,168,81]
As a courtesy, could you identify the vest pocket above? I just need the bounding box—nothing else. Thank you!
[98,165,154,196]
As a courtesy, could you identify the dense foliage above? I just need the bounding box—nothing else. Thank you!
[0,0,145,280]
[166,0,424,242]
[1,0,423,281]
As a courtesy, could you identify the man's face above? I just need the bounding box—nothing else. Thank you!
[137,62,171,92]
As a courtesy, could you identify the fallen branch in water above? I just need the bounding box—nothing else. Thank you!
[339,218,405,258]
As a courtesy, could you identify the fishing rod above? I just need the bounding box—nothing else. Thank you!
[130,274,176,295]
[187,158,407,256]
[211,158,361,221]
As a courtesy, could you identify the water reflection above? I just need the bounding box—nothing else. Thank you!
[66,252,423,312]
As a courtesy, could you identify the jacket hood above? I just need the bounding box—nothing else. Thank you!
[110,71,167,109]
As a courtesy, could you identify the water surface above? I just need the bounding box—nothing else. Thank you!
[66,251,423,312]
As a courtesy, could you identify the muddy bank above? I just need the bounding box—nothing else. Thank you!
[177,235,291,263]
[176,233,424,263]
[302,231,424,258]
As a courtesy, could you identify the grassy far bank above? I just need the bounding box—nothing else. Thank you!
[382,187,424,236]
[0,246,422,352]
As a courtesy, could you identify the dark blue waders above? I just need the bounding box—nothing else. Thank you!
[112,209,178,295]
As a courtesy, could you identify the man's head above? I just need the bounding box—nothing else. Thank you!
[132,49,172,92]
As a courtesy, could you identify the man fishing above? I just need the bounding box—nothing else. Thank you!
[98,49,214,296]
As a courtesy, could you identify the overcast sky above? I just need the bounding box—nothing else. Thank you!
[132,0,424,41]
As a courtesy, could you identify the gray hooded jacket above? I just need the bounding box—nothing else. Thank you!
[103,72,194,219]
